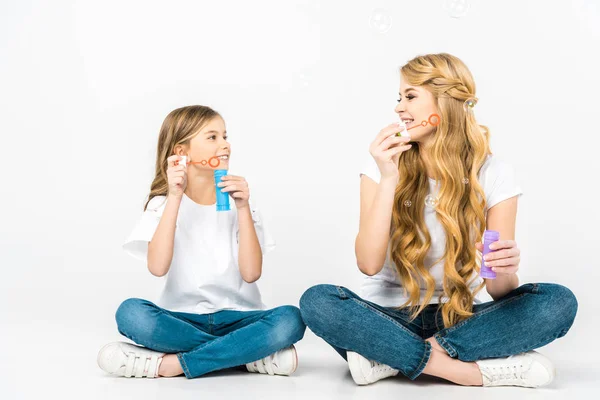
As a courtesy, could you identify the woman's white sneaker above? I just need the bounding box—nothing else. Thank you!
[475,350,555,387]
[246,345,298,376]
[97,342,165,378]
[347,351,399,385]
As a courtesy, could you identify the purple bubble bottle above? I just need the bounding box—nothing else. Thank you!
[480,230,500,279]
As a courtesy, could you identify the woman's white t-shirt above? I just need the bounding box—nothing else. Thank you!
[359,154,523,307]
[123,193,275,314]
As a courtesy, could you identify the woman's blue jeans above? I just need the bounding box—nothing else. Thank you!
[299,283,577,380]
[115,298,306,378]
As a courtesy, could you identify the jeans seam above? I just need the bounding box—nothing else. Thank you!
[350,298,423,341]
[433,333,457,358]
[177,353,192,378]
[409,340,432,380]
[336,286,348,299]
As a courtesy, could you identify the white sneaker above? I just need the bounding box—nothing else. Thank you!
[97,342,165,378]
[475,350,555,387]
[347,351,399,385]
[246,345,298,376]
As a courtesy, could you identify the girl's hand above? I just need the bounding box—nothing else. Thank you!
[475,240,521,275]
[369,123,412,179]
[218,175,250,209]
[167,155,188,198]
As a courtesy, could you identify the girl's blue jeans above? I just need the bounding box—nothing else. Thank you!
[115,298,306,378]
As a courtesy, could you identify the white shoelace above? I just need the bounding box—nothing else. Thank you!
[123,352,161,378]
[370,360,397,375]
[483,360,526,384]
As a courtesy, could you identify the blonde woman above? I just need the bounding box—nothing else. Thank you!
[300,53,577,388]
[97,106,305,379]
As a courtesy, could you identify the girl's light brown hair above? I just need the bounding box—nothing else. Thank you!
[144,105,221,211]
[391,53,491,328]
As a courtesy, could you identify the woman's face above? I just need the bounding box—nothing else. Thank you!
[187,116,230,169]
[395,74,439,144]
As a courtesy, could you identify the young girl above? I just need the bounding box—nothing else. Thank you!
[98,106,305,379]
[299,53,577,388]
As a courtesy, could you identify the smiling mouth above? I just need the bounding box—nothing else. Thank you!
[217,155,229,160]
[401,119,414,128]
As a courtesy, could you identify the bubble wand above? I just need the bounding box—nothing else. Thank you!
[397,113,441,136]
[174,156,230,212]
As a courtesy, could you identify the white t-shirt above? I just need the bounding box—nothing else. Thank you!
[359,154,523,307]
[123,193,276,314]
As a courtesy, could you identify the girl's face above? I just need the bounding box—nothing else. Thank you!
[395,74,439,144]
[187,116,230,169]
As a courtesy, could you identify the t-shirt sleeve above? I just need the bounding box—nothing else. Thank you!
[242,199,276,256]
[122,196,168,261]
[481,157,523,210]
[359,153,381,183]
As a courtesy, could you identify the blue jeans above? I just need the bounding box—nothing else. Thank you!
[299,283,577,380]
[115,298,306,378]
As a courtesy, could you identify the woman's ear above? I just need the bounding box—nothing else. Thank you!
[173,144,188,156]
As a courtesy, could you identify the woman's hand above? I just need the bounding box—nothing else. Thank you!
[167,155,188,198]
[218,175,250,209]
[476,240,521,275]
[369,123,412,179]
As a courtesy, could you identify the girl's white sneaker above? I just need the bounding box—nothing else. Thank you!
[347,351,399,385]
[97,342,165,378]
[475,350,555,387]
[246,345,298,376]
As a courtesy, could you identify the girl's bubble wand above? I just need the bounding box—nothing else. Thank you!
[174,156,230,212]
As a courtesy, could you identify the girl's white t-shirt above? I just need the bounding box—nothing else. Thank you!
[123,193,275,314]
[359,154,523,307]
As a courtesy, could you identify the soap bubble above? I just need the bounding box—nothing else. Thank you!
[463,98,477,112]
[295,68,313,88]
[444,0,471,18]
[462,177,469,184]
[299,71,311,87]
[404,200,412,207]
[369,9,393,34]
[425,195,439,208]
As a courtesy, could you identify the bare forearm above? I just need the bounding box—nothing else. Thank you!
[355,176,398,275]
[237,206,262,283]
[147,194,181,277]
[486,274,519,301]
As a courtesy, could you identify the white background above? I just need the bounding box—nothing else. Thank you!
[1,0,599,398]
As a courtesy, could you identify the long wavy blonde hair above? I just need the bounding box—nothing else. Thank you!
[391,53,491,328]
[144,105,221,211]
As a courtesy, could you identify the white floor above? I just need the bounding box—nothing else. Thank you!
[2,307,599,400]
